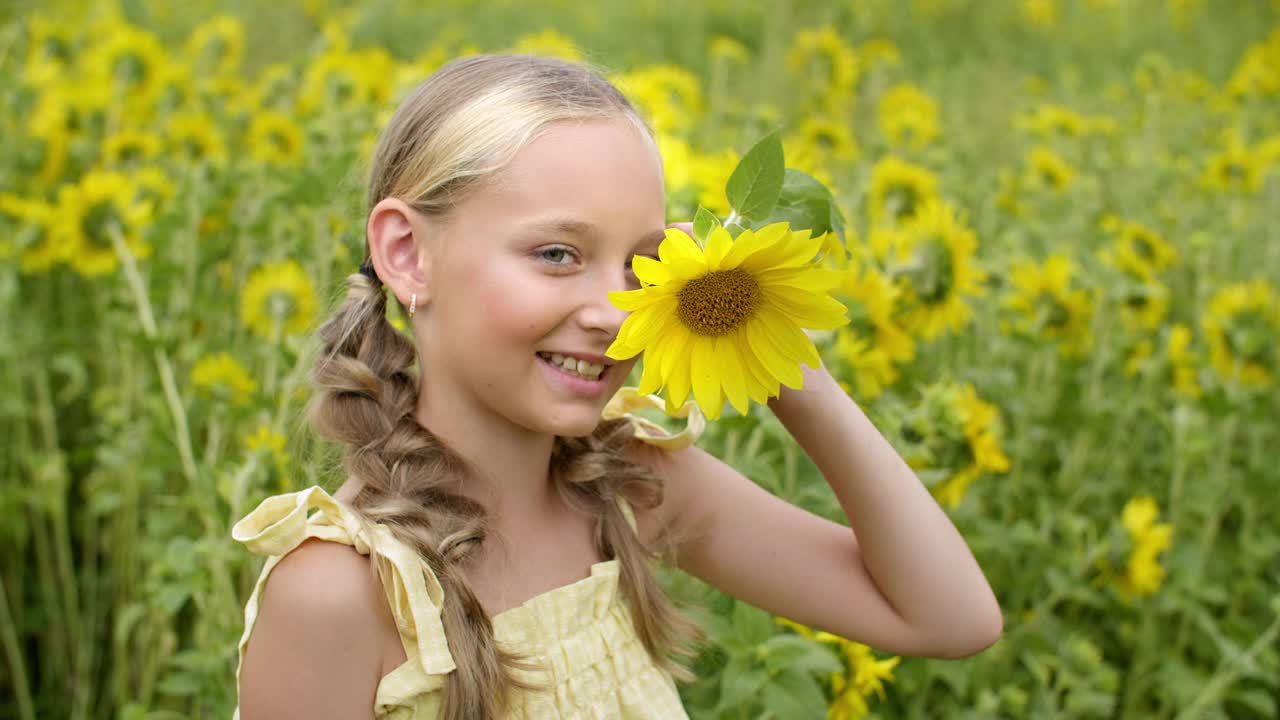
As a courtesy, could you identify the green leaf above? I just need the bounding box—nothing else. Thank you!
[725,130,785,222]
[761,667,827,717]
[692,206,721,246]
[760,634,844,676]
[715,653,769,711]
[1231,689,1277,717]
[732,600,775,647]
[767,168,847,243]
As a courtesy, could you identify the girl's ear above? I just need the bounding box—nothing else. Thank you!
[367,197,432,307]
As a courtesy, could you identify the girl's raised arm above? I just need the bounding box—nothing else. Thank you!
[631,361,1003,659]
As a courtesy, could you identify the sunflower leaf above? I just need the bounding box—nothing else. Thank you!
[767,168,847,244]
[692,206,721,246]
[725,130,785,222]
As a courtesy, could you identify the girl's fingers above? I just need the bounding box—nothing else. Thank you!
[666,221,695,238]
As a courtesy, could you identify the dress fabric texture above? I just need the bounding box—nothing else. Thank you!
[231,390,703,719]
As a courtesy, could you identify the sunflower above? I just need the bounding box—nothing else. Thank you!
[1200,132,1264,193]
[605,223,849,420]
[185,15,246,78]
[1003,254,1095,358]
[780,119,852,192]
[1201,279,1277,386]
[166,112,228,166]
[871,199,988,340]
[865,156,940,227]
[834,260,915,399]
[510,29,584,62]
[240,259,319,339]
[53,170,155,277]
[856,39,901,70]
[1097,214,1180,282]
[774,616,900,720]
[1166,323,1202,398]
[81,19,170,109]
[247,110,305,166]
[609,64,704,136]
[878,84,940,149]
[245,424,291,485]
[1116,279,1170,331]
[1025,145,1075,192]
[101,129,163,168]
[1,193,62,273]
[933,385,1011,508]
[708,35,749,64]
[23,14,75,85]
[297,47,397,115]
[191,351,258,405]
[1116,496,1173,599]
[785,26,859,112]
[898,381,1009,509]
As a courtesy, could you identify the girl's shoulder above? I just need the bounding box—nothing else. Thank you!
[232,485,458,713]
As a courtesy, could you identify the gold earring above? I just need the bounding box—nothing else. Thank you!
[409,293,417,318]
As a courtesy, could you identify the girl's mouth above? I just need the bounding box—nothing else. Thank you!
[536,352,611,398]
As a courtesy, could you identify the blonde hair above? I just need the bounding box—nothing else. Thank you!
[305,54,705,719]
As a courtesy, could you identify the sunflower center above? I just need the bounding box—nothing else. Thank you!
[1131,233,1157,261]
[83,201,122,249]
[112,53,149,90]
[676,268,761,336]
[1034,293,1071,330]
[1224,310,1272,364]
[886,185,918,221]
[905,237,954,304]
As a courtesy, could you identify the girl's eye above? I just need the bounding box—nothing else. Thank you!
[536,246,577,266]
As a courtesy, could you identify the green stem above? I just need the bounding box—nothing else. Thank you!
[1172,606,1280,720]
[0,575,35,720]
[108,224,202,508]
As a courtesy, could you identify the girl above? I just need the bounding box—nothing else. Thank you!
[232,54,1002,720]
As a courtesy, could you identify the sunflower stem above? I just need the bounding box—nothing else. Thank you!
[108,223,202,508]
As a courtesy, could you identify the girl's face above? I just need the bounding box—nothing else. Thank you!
[414,117,667,438]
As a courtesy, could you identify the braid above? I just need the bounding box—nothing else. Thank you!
[307,270,547,719]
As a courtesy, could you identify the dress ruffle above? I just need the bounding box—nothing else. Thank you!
[603,386,706,450]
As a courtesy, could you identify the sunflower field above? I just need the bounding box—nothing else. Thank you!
[2,0,1278,718]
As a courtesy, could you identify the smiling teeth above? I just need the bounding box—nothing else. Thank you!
[540,352,605,380]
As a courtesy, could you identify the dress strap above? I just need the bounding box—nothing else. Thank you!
[231,486,458,677]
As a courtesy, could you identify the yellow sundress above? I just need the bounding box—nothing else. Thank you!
[231,388,705,719]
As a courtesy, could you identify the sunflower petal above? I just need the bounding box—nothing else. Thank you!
[719,226,772,270]
[703,225,732,270]
[756,266,845,292]
[757,309,822,369]
[660,226,704,264]
[637,350,664,395]
[765,286,852,330]
[716,333,750,415]
[608,288,658,311]
[667,257,710,281]
[739,333,781,402]
[690,338,723,420]
[746,318,804,389]
[660,323,691,378]
[615,296,678,350]
[632,255,673,286]
[666,340,693,408]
